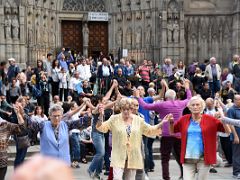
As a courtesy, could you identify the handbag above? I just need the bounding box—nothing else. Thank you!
[16,134,30,149]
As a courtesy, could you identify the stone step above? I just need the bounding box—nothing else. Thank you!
[7,139,163,165]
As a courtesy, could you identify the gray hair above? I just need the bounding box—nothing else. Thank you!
[49,104,64,116]
[165,89,176,100]
[187,96,206,113]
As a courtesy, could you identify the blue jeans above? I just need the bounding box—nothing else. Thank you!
[14,136,28,168]
[88,132,105,175]
[70,133,80,162]
[147,138,155,170]
[104,132,111,172]
[209,80,220,97]
[143,136,150,173]
[232,144,240,176]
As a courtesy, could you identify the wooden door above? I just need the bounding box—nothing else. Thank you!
[61,21,82,52]
[88,22,108,57]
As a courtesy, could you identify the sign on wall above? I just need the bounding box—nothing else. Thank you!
[88,12,108,21]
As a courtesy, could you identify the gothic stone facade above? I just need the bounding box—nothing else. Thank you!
[0,0,239,67]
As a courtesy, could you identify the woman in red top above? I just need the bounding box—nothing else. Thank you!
[169,96,230,180]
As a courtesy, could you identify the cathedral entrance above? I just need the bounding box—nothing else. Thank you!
[61,21,83,53]
[88,21,108,58]
[61,20,108,58]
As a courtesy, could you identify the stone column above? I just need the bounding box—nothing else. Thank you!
[0,6,5,61]
[82,22,89,57]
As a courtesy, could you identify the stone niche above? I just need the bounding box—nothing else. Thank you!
[189,0,216,9]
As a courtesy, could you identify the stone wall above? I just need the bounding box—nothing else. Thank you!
[0,0,239,67]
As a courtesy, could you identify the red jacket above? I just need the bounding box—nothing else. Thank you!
[174,114,225,165]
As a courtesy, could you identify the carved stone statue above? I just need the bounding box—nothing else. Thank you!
[126,28,132,45]
[173,20,180,43]
[4,15,11,39]
[50,28,56,46]
[116,28,122,46]
[12,15,19,39]
[136,27,142,45]
[43,25,48,43]
[146,25,151,44]
[82,23,89,47]
[167,20,174,43]
[37,25,42,44]
[28,27,33,44]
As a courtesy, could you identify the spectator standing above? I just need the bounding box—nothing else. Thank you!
[227,94,240,178]
[43,53,53,78]
[51,59,61,97]
[7,58,19,83]
[77,59,92,81]
[138,60,151,91]
[205,57,222,97]
[58,68,70,102]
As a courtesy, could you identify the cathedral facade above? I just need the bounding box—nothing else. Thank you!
[0,0,238,67]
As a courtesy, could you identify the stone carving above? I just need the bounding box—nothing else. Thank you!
[12,15,19,39]
[173,20,180,43]
[201,18,208,39]
[36,25,42,44]
[28,27,33,44]
[5,0,11,14]
[145,10,151,19]
[146,25,151,44]
[82,23,89,46]
[136,27,142,45]
[126,28,132,45]
[43,25,48,43]
[136,11,142,20]
[4,15,11,39]
[116,27,122,46]
[168,0,179,19]
[62,0,106,12]
[167,20,174,43]
[190,0,216,9]
[117,14,122,21]
[126,12,132,20]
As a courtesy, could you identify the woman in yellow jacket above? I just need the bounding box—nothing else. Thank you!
[96,97,171,180]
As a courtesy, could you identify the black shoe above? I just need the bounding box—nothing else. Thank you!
[94,174,101,180]
[209,167,217,173]
[104,171,109,176]
[148,169,154,172]
[224,163,232,167]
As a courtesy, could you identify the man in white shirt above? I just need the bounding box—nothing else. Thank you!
[76,59,91,81]
[69,71,82,102]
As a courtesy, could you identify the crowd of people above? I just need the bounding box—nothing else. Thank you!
[0,48,240,180]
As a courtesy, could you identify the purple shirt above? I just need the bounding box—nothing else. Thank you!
[138,89,192,137]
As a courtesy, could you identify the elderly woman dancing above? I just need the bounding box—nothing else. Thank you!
[96,97,172,180]
[169,96,230,180]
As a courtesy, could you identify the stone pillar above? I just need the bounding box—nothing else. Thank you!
[0,6,5,61]
[82,22,89,57]
[19,7,26,65]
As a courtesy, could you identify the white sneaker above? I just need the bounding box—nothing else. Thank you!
[145,174,150,180]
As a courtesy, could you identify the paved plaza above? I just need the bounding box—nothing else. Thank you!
[5,159,234,180]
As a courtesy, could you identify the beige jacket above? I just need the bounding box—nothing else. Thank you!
[205,64,221,82]
[97,113,160,169]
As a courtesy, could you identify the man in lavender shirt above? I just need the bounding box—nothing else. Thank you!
[136,79,192,180]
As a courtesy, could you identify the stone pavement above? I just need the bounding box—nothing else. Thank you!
[6,159,234,180]
[5,139,235,180]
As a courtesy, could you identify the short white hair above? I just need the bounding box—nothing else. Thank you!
[210,57,216,62]
[187,96,206,113]
[49,104,64,116]
[165,89,176,100]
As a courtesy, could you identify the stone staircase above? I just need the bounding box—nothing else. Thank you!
[7,139,162,166]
